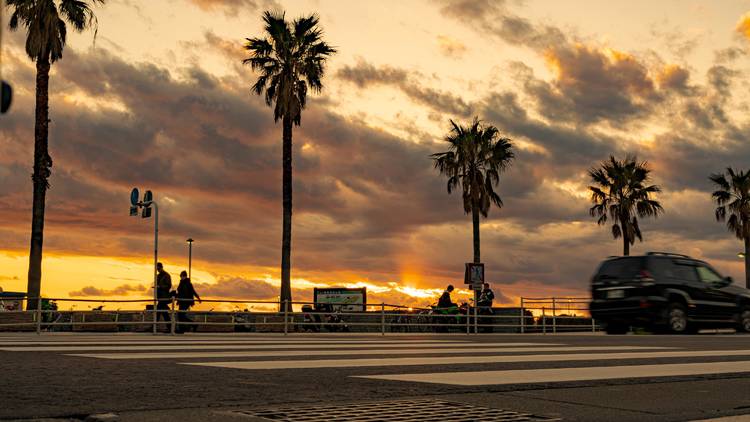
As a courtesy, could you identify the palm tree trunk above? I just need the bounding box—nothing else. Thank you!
[471,204,481,317]
[745,236,749,289]
[622,236,629,256]
[472,205,480,264]
[279,115,293,312]
[27,56,52,311]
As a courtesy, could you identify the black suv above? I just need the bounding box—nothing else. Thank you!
[589,252,750,334]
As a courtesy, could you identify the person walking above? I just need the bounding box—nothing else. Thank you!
[478,282,495,333]
[155,262,172,330]
[175,270,201,333]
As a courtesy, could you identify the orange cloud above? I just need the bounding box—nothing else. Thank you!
[436,35,468,58]
[737,12,750,40]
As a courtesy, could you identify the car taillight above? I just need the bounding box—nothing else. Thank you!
[638,270,655,286]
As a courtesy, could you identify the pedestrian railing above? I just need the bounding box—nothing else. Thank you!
[0,296,600,334]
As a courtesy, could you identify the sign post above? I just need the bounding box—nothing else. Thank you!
[465,263,484,334]
[130,187,159,334]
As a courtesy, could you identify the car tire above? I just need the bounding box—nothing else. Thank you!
[604,322,628,335]
[737,308,750,333]
[667,302,690,334]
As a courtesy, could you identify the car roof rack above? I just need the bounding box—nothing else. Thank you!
[646,251,691,258]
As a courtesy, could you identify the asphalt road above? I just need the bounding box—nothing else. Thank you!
[2,332,750,421]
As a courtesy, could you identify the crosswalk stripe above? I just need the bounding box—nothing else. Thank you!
[67,345,666,360]
[354,360,750,385]
[0,342,562,352]
[178,348,750,371]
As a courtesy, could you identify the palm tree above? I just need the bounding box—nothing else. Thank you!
[7,0,103,309]
[431,117,514,265]
[243,11,336,311]
[710,168,750,288]
[588,155,664,256]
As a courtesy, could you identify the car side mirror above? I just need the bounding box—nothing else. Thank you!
[724,276,733,285]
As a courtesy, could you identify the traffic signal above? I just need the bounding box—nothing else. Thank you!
[1,81,11,114]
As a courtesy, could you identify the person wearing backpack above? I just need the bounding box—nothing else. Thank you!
[175,270,201,333]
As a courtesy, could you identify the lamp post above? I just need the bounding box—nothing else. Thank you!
[186,238,194,279]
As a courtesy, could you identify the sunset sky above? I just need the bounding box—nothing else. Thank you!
[1,0,750,310]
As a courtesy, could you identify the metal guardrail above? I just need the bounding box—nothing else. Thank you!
[0,296,600,335]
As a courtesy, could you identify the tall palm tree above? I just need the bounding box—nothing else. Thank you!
[588,155,664,256]
[7,0,103,309]
[710,168,750,288]
[243,11,335,311]
[431,117,514,265]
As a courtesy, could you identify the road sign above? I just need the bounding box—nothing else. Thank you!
[464,263,484,284]
[141,190,153,218]
[130,188,140,206]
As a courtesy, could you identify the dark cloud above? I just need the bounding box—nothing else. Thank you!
[193,277,278,300]
[337,60,474,118]
[186,0,281,16]
[69,284,149,297]
[438,0,565,51]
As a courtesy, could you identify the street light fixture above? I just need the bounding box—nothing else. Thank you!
[186,238,194,279]
[740,252,746,259]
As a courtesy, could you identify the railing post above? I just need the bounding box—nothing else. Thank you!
[552,297,557,334]
[473,305,478,334]
[520,297,525,334]
[283,300,289,335]
[466,304,470,335]
[35,297,42,335]
[592,317,596,333]
[381,303,385,336]
[542,307,546,335]
[170,299,176,335]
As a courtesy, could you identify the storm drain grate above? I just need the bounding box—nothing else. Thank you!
[233,399,560,421]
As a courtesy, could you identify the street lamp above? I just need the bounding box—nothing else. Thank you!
[740,252,746,259]
[186,238,194,279]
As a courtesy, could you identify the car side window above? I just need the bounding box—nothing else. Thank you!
[672,261,699,282]
[649,258,676,278]
[696,266,723,284]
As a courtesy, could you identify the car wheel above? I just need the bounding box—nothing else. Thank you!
[605,322,628,335]
[667,303,689,334]
[737,308,750,333]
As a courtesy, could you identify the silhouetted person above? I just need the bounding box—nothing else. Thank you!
[434,285,458,333]
[437,285,457,309]
[478,282,495,333]
[478,283,494,308]
[155,262,172,329]
[175,270,201,333]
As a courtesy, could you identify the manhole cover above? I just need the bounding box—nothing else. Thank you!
[233,399,560,421]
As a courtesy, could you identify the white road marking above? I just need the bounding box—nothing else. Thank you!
[68,346,663,360]
[0,342,562,352]
[355,360,750,385]
[179,347,750,371]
